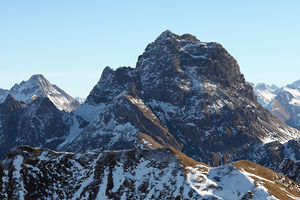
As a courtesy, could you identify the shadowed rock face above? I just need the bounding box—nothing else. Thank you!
[61,31,299,181]
[0,146,299,199]
[0,96,73,158]
[0,94,25,114]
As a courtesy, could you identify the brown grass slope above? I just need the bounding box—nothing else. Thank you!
[234,160,300,199]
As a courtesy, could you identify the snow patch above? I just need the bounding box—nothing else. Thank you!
[186,164,278,200]
[13,155,25,200]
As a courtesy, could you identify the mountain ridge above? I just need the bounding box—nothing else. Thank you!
[0,145,299,199]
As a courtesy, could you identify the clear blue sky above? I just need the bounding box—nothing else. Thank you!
[1,1,299,97]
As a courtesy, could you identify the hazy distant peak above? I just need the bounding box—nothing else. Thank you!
[254,83,279,91]
[288,79,300,88]
[0,74,80,112]
[29,74,46,80]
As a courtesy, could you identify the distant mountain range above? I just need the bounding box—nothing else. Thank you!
[252,80,300,129]
[0,31,299,198]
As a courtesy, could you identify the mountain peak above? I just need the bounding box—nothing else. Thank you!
[11,74,50,91]
[29,74,46,80]
[0,74,80,112]
[155,30,200,44]
[27,74,52,88]
[158,29,174,37]
[136,30,243,88]
[155,30,176,42]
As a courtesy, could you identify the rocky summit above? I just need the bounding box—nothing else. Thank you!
[59,31,299,181]
[0,146,299,199]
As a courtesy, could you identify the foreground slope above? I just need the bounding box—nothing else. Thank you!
[0,74,80,112]
[61,31,299,181]
[0,146,299,199]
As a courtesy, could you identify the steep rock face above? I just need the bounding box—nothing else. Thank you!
[0,146,299,199]
[61,31,299,181]
[0,74,80,112]
[0,96,74,158]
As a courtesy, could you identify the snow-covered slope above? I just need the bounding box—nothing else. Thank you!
[0,74,80,112]
[1,146,299,199]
